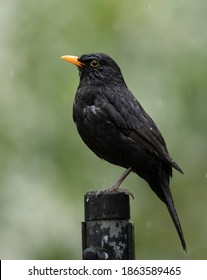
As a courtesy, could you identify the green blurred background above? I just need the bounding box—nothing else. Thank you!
[1,0,207,259]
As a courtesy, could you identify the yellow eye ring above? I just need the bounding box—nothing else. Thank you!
[90,60,100,68]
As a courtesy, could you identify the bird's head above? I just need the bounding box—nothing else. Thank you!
[61,53,126,86]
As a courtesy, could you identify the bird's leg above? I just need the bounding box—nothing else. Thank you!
[111,167,133,191]
[97,167,134,198]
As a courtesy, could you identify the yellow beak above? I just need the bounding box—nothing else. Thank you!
[61,55,84,67]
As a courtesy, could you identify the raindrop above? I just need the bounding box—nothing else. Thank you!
[157,99,163,107]
[10,70,14,78]
[146,220,152,228]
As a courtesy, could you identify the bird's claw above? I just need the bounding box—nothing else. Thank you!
[96,187,134,199]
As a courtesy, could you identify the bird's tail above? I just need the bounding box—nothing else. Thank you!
[162,185,187,252]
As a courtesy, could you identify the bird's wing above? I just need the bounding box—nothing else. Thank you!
[98,88,183,173]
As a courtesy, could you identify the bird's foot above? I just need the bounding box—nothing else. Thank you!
[96,186,134,199]
[87,167,134,198]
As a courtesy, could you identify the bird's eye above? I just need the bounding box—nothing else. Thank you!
[90,60,100,68]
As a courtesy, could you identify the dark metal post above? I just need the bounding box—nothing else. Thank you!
[82,191,135,260]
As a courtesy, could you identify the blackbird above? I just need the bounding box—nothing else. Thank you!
[61,52,186,251]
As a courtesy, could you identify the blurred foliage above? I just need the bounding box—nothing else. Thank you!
[0,0,207,259]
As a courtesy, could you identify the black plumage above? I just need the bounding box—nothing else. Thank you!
[61,52,186,251]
